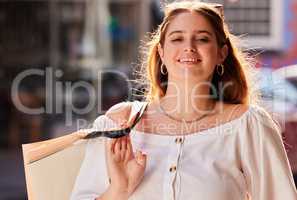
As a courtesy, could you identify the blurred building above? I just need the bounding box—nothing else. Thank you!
[0,0,154,145]
[0,0,155,199]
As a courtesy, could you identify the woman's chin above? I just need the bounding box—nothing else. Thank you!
[170,70,207,81]
[180,65,206,75]
[178,62,200,69]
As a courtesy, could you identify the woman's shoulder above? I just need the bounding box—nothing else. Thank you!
[217,102,272,121]
[105,101,133,124]
[244,104,275,122]
[93,100,148,131]
[233,103,281,134]
[91,101,133,130]
[215,103,278,130]
[214,102,249,124]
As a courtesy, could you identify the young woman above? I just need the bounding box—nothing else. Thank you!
[71,1,297,200]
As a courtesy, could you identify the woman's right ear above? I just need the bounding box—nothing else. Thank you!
[157,43,164,62]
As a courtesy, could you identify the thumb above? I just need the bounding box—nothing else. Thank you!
[135,150,147,167]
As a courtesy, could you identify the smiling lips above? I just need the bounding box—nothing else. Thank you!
[178,58,201,65]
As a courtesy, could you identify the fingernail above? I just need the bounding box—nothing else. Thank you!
[137,156,146,166]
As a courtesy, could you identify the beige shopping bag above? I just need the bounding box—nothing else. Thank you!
[22,101,148,200]
[22,131,90,200]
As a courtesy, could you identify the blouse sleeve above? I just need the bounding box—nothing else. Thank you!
[240,106,297,200]
[70,115,119,200]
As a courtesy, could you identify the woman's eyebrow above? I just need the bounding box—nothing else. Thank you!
[193,30,213,36]
[168,30,184,36]
[168,30,213,37]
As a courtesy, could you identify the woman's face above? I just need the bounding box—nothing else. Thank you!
[158,11,227,82]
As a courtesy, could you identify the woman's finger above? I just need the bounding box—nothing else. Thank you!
[105,138,116,155]
[114,138,121,152]
[114,138,123,161]
[111,138,118,154]
[135,150,147,167]
[124,136,133,162]
[120,136,127,161]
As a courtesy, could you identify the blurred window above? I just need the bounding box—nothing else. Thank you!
[202,0,284,50]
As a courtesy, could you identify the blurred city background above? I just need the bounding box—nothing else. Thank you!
[0,0,297,199]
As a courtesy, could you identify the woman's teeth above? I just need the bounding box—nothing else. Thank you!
[179,58,199,63]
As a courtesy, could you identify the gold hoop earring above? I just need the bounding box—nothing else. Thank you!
[216,64,224,76]
[161,63,167,75]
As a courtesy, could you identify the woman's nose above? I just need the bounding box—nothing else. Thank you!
[184,47,196,52]
[184,41,197,52]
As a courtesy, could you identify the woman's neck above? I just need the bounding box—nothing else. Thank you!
[159,80,215,118]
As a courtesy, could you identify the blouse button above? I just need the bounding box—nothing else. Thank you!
[175,137,183,144]
[169,166,177,172]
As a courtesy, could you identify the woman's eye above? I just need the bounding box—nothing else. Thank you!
[196,37,209,42]
[171,38,183,42]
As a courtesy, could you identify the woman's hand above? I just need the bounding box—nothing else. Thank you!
[105,128,147,198]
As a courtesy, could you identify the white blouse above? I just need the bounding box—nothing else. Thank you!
[70,102,297,200]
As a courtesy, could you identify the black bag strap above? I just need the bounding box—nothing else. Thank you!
[84,101,149,139]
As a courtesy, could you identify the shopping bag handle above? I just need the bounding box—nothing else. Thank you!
[84,101,149,139]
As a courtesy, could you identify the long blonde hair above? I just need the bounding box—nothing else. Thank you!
[137,1,256,105]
